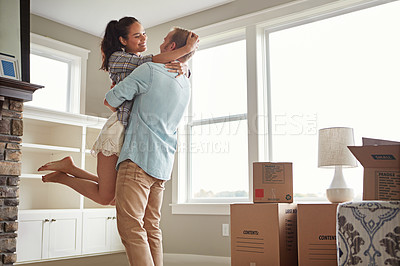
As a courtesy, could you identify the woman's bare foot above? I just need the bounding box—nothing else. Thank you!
[38,156,75,173]
[42,171,71,183]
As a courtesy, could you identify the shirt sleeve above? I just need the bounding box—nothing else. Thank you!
[106,63,153,108]
[109,52,153,84]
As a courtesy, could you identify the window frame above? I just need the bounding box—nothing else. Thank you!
[29,33,90,114]
[172,0,391,215]
[174,30,251,209]
[188,35,249,204]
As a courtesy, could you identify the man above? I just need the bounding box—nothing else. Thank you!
[104,27,197,266]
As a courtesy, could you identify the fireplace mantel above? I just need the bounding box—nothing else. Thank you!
[0,77,43,119]
[0,77,43,102]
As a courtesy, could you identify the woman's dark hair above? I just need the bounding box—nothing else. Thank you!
[100,17,140,71]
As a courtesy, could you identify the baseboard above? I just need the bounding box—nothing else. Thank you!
[164,253,230,265]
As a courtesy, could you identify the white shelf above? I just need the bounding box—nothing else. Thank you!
[21,108,106,211]
[20,174,42,179]
[24,105,107,129]
[22,143,81,153]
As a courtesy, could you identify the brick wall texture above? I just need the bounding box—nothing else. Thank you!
[0,98,22,265]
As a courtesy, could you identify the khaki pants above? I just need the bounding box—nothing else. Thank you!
[116,160,166,266]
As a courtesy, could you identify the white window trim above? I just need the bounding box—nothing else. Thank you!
[30,33,90,114]
[172,0,390,215]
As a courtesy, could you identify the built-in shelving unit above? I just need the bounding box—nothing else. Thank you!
[16,106,124,264]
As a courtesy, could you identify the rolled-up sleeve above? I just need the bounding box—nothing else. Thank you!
[105,63,153,108]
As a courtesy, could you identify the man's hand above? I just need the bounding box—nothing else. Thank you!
[104,98,117,112]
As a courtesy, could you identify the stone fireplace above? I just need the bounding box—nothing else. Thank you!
[0,77,42,265]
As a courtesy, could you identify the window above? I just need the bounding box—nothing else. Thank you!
[26,33,89,114]
[267,1,400,201]
[173,0,395,215]
[176,36,249,206]
[29,53,70,112]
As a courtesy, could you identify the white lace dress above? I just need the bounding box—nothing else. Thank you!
[91,112,125,157]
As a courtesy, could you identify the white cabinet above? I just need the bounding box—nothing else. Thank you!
[17,210,82,262]
[16,212,47,262]
[109,212,125,252]
[17,106,124,263]
[82,209,124,255]
[48,211,83,258]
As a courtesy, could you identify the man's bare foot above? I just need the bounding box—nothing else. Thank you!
[38,156,75,173]
[42,171,70,183]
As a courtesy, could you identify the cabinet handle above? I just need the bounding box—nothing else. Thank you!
[107,217,112,220]
[44,219,50,222]
[112,217,116,220]
[51,219,56,222]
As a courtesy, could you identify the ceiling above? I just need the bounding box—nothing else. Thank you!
[31,0,234,37]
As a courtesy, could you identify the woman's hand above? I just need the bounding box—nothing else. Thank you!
[186,32,199,52]
[165,61,189,78]
[104,98,117,112]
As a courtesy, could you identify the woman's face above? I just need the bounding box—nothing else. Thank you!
[120,22,147,55]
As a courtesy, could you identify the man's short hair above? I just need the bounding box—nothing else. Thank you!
[169,27,196,62]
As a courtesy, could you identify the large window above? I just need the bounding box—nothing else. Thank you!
[268,1,400,201]
[174,0,398,214]
[177,37,249,204]
[26,33,89,114]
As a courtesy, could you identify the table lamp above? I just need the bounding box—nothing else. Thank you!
[318,127,357,203]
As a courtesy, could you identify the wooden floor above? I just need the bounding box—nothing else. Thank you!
[165,254,230,266]
[16,253,231,266]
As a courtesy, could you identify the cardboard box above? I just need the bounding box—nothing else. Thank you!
[297,203,338,266]
[253,162,293,203]
[230,203,297,266]
[348,138,400,200]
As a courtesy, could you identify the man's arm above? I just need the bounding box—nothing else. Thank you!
[105,63,152,108]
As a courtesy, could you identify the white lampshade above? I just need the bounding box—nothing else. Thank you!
[318,127,357,168]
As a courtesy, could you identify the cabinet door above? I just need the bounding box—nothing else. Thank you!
[108,209,124,252]
[16,212,50,262]
[48,211,82,258]
[82,209,111,254]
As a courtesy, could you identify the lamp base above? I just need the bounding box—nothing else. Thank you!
[326,188,354,203]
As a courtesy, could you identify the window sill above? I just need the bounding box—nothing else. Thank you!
[170,196,362,215]
[170,203,233,215]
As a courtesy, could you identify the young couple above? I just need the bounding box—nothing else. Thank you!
[38,17,198,266]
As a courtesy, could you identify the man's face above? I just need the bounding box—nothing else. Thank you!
[159,30,175,53]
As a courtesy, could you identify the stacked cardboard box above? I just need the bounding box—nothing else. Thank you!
[297,203,339,266]
[348,138,400,201]
[253,162,293,203]
[231,162,297,266]
[230,203,297,266]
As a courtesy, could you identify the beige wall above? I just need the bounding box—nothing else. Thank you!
[26,0,316,259]
[24,0,341,260]
[0,0,20,69]
[30,15,112,118]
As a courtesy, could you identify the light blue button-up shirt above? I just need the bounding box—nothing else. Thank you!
[105,62,191,180]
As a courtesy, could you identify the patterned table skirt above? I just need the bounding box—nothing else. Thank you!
[337,201,400,266]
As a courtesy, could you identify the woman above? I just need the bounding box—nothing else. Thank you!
[38,17,198,205]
